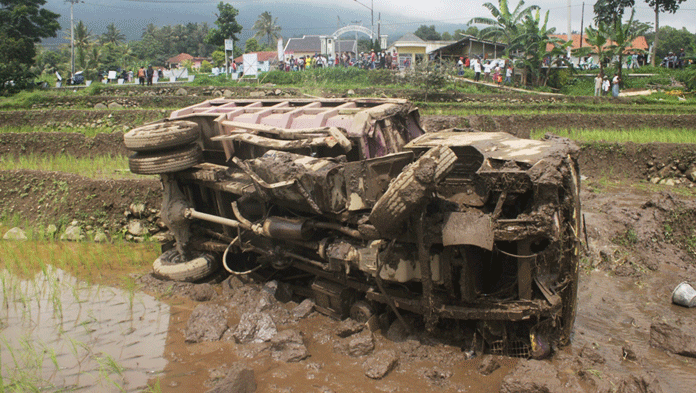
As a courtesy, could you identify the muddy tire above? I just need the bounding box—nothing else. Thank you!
[128,144,202,175]
[369,146,457,234]
[124,120,200,152]
[152,249,217,282]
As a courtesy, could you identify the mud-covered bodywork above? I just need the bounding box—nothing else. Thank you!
[127,98,581,358]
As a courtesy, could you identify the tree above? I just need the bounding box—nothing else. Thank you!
[593,0,687,66]
[0,0,60,93]
[101,23,125,45]
[651,26,694,60]
[245,38,261,53]
[593,0,635,26]
[607,9,649,83]
[645,0,688,65]
[509,9,570,86]
[573,22,612,77]
[468,0,539,57]
[205,2,243,50]
[252,11,282,46]
[414,25,441,41]
[441,32,453,41]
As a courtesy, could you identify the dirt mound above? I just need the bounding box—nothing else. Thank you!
[0,109,164,129]
[0,170,161,231]
[0,132,129,157]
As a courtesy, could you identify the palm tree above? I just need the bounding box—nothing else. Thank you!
[252,11,282,47]
[101,23,126,45]
[88,46,101,69]
[468,0,539,57]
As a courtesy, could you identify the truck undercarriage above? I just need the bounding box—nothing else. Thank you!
[125,98,581,358]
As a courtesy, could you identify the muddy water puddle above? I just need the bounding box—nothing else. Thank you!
[567,270,696,392]
[0,267,169,392]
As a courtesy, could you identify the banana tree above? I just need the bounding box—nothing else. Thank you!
[469,0,539,58]
[572,22,611,78]
[607,9,649,83]
[509,9,571,86]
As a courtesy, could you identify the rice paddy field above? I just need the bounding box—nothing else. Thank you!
[1,79,696,392]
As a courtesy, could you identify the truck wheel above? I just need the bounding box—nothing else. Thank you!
[128,144,202,175]
[350,301,375,323]
[152,248,218,282]
[369,146,457,235]
[124,120,199,152]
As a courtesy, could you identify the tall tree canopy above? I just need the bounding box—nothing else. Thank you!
[205,2,243,49]
[0,0,60,93]
[414,25,442,41]
[101,23,125,45]
[252,11,282,46]
[592,0,687,65]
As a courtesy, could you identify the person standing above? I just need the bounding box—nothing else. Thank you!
[137,66,145,86]
[505,64,513,86]
[611,73,620,97]
[594,73,603,97]
[483,61,492,81]
[473,59,481,81]
[146,65,154,86]
[602,76,610,96]
[457,57,464,76]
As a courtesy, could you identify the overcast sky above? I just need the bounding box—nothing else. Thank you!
[45,0,696,43]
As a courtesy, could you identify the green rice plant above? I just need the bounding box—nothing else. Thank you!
[0,154,141,180]
[530,127,696,144]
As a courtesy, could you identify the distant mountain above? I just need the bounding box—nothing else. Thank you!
[41,0,465,49]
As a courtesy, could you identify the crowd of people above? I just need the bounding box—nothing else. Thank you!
[277,49,402,72]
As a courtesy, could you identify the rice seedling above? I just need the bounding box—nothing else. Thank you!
[531,127,696,144]
[0,154,146,180]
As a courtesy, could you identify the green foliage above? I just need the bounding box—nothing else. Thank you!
[546,68,573,89]
[211,50,226,67]
[260,70,304,85]
[100,23,125,45]
[468,0,539,56]
[653,26,695,59]
[205,2,243,50]
[199,60,213,73]
[593,0,635,25]
[414,25,442,41]
[0,0,61,94]
[252,11,282,46]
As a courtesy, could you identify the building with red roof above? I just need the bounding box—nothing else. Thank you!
[166,53,213,69]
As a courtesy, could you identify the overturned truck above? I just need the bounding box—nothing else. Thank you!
[125,98,581,357]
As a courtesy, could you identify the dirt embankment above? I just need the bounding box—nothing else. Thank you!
[0,170,162,239]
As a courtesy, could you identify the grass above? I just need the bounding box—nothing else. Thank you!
[530,127,696,144]
[0,238,159,284]
[0,154,147,180]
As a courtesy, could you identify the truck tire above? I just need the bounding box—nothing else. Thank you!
[124,120,199,152]
[128,144,202,175]
[152,248,218,282]
[369,146,457,235]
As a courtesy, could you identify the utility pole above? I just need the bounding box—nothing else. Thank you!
[567,0,572,58]
[580,2,585,48]
[67,0,77,77]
